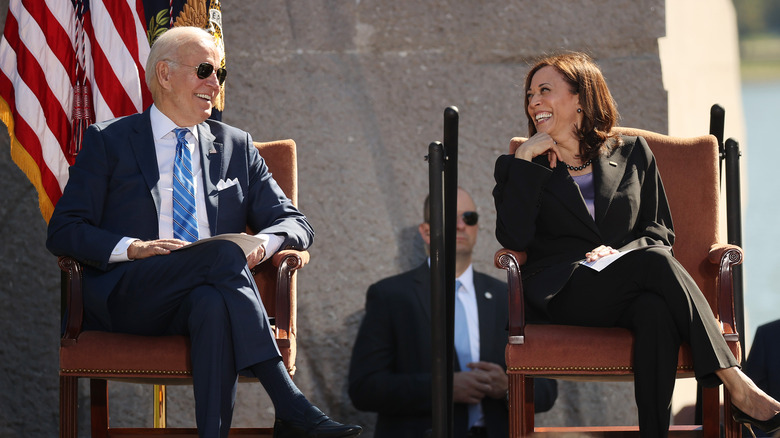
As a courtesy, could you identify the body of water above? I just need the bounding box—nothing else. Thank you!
[740,80,780,345]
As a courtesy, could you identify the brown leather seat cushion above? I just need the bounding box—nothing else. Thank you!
[506,324,712,381]
[60,331,192,383]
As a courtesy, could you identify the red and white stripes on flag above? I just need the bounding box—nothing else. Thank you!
[0,0,228,224]
[0,0,153,222]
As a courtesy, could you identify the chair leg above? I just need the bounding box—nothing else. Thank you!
[60,376,78,438]
[153,384,167,428]
[722,389,741,438]
[90,379,109,438]
[701,386,720,438]
[523,377,535,437]
[508,373,520,438]
[508,374,535,438]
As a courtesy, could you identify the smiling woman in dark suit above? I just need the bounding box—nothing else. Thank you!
[492,52,780,438]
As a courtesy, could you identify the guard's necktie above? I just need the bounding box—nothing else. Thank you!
[454,279,472,371]
[172,128,199,242]
[454,279,480,429]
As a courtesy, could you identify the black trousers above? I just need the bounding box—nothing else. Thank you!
[547,247,738,438]
[101,240,280,438]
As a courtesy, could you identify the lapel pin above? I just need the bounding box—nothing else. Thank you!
[209,148,218,154]
[484,291,493,300]
[609,161,617,167]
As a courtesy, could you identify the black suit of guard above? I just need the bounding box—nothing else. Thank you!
[349,263,558,438]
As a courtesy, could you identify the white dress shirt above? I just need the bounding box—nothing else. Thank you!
[455,265,484,427]
[150,105,211,240]
[110,105,280,262]
[455,265,481,366]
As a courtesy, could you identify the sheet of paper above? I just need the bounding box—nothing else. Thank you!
[579,244,672,272]
[174,233,265,257]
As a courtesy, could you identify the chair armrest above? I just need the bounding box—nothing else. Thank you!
[707,244,744,343]
[268,250,309,340]
[494,248,528,344]
[58,249,310,348]
[58,256,84,347]
[271,249,310,269]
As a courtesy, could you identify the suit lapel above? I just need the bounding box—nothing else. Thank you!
[130,111,162,221]
[545,163,600,236]
[595,136,635,225]
[412,263,433,325]
[196,122,223,235]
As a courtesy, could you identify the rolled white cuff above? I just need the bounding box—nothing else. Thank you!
[109,237,139,263]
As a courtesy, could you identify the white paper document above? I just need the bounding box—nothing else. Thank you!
[579,244,672,272]
[175,233,266,257]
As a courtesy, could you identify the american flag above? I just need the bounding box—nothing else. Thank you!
[0,0,225,222]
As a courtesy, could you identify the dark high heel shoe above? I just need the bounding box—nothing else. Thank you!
[731,404,780,437]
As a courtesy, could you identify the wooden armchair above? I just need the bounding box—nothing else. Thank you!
[58,139,308,438]
[494,128,743,437]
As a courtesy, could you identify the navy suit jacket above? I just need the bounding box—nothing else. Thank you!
[744,319,780,403]
[349,263,557,438]
[46,108,313,329]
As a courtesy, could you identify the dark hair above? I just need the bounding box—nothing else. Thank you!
[523,52,622,160]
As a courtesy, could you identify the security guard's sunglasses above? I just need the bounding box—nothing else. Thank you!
[461,211,479,226]
[168,60,227,85]
[425,211,478,226]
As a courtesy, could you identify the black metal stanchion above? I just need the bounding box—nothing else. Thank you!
[697,103,728,425]
[443,108,459,418]
[710,104,725,181]
[709,104,745,361]
[428,106,459,438]
[428,140,450,438]
[725,138,745,363]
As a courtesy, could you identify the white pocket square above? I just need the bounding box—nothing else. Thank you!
[216,178,239,191]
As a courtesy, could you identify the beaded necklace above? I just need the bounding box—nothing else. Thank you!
[563,159,593,171]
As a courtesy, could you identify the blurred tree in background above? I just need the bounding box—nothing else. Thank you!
[734,0,780,36]
[733,0,780,79]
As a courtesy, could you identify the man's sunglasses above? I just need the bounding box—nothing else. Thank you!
[461,211,479,226]
[168,60,227,85]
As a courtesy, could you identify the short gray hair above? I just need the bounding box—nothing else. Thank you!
[145,26,215,97]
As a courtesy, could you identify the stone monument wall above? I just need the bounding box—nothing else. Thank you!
[0,1,743,436]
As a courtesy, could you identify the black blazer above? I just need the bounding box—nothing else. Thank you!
[492,135,674,317]
[348,263,557,438]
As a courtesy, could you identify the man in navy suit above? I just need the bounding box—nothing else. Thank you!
[744,319,780,437]
[46,26,361,438]
[348,188,557,438]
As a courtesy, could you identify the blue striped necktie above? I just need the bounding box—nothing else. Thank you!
[172,128,198,242]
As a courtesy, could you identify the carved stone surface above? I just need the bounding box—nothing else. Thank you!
[0,1,742,436]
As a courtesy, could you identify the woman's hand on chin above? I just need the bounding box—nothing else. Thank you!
[513,132,561,167]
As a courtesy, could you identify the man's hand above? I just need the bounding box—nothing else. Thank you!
[453,369,490,404]
[127,239,189,260]
[246,244,265,269]
[453,361,508,403]
[468,361,508,399]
